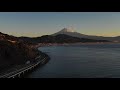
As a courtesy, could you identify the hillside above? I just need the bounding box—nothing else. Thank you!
[0,32,39,72]
[19,34,110,44]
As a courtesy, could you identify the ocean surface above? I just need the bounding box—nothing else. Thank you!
[27,43,120,78]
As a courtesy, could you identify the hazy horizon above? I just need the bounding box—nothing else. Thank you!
[0,12,120,37]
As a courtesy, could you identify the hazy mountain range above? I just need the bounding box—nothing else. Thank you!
[52,28,120,42]
[19,28,110,44]
[1,27,119,45]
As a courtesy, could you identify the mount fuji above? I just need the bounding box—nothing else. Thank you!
[52,28,120,42]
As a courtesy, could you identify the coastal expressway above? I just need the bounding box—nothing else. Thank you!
[0,55,49,78]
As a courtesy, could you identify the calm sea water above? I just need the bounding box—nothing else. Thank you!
[27,43,120,78]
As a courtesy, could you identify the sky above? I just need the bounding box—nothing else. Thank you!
[0,12,120,37]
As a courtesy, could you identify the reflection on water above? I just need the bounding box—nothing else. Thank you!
[27,43,120,78]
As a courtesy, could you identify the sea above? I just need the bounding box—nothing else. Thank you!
[27,43,120,78]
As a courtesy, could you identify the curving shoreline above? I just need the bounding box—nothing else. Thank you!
[0,47,50,78]
[1,42,120,78]
[22,50,50,78]
[18,49,51,78]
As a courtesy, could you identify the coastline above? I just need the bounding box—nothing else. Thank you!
[34,42,120,48]
[0,47,50,78]
[0,41,119,78]
[22,49,50,78]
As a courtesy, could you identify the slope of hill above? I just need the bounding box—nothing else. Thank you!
[0,32,39,73]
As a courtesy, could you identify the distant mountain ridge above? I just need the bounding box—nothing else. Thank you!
[0,32,18,41]
[52,28,120,42]
[19,34,110,44]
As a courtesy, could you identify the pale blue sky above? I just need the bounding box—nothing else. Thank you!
[0,12,120,37]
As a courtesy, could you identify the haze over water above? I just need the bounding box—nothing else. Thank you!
[27,43,120,78]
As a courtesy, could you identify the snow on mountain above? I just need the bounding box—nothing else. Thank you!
[60,28,75,33]
[52,28,120,42]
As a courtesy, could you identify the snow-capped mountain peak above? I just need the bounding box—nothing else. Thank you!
[60,28,75,33]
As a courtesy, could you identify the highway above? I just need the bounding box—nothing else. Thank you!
[0,55,48,78]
